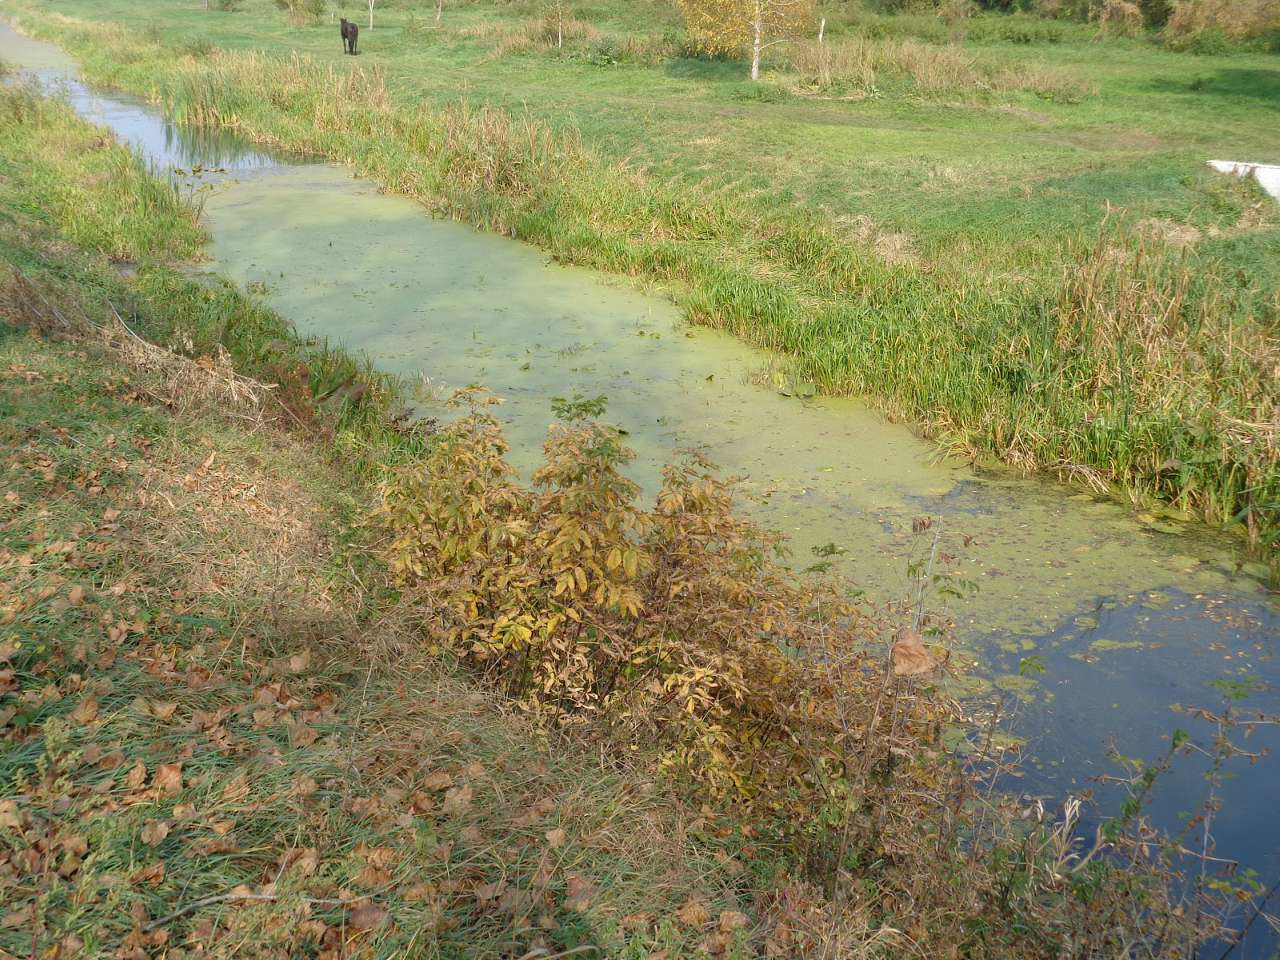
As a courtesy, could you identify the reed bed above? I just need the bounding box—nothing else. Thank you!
[17,12,1277,572]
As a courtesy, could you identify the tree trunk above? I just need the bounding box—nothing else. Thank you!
[368,1,374,29]
[818,16,826,43]
[750,4,763,81]
[435,0,444,25]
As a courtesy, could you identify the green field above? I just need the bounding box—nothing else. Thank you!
[13,0,1280,275]
[3,0,1277,569]
[4,78,1268,956]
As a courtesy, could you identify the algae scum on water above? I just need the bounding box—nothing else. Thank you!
[2,14,1277,904]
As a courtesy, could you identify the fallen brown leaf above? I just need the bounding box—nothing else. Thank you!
[421,770,453,792]
[221,771,250,804]
[405,883,435,902]
[355,864,391,888]
[155,762,183,796]
[131,862,165,887]
[348,904,387,931]
[442,784,472,816]
[564,874,595,912]
[124,761,147,790]
[891,629,939,677]
[719,910,749,934]
[675,898,710,927]
[70,695,99,725]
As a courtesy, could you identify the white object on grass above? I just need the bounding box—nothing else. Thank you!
[1207,160,1280,201]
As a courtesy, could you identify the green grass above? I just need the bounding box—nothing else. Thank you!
[0,84,751,958]
[14,0,1277,274]
[3,0,1276,572]
[0,78,430,474]
[0,76,1270,958]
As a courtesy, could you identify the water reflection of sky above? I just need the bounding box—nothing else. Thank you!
[37,76,281,174]
[993,591,1279,954]
[2,18,282,175]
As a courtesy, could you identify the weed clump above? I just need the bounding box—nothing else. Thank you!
[1164,0,1280,45]
[1094,0,1146,34]
[275,0,327,27]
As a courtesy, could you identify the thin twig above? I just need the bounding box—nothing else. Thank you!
[144,889,379,932]
[1216,875,1280,960]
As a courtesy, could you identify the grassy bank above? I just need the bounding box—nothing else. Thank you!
[5,0,1277,573]
[1,75,1273,958]
[0,83,751,958]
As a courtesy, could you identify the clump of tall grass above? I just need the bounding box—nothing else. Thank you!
[1163,0,1280,45]
[484,13,600,59]
[1094,0,1146,36]
[0,81,205,261]
[788,34,1097,101]
[275,0,326,27]
[1053,223,1278,543]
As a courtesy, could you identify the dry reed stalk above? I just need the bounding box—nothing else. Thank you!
[102,307,275,423]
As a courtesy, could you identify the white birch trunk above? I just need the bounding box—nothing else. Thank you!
[368,0,375,29]
[750,1,763,80]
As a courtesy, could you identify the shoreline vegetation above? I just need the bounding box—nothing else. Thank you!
[2,70,1278,955]
[1,0,1277,577]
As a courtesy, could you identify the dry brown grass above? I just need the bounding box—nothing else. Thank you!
[483,13,600,60]
[1094,0,1145,37]
[787,35,1097,101]
[1,266,278,426]
[1165,0,1280,39]
[0,323,744,958]
[835,213,919,265]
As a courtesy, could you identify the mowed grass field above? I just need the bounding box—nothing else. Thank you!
[3,0,1277,569]
[14,0,1280,278]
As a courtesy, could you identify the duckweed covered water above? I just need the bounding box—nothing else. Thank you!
[3,17,1276,910]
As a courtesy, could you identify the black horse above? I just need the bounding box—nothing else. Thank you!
[340,17,359,55]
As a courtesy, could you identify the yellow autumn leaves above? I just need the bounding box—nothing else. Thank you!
[677,0,817,77]
[375,399,955,826]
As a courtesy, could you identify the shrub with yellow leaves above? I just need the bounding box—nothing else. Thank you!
[376,392,1270,957]
[375,391,952,828]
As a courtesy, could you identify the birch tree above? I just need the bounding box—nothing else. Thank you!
[367,0,377,29]
[677,0,815,80]
[549,0,568,48]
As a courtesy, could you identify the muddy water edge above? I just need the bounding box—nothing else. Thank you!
[2,18,1277,910]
